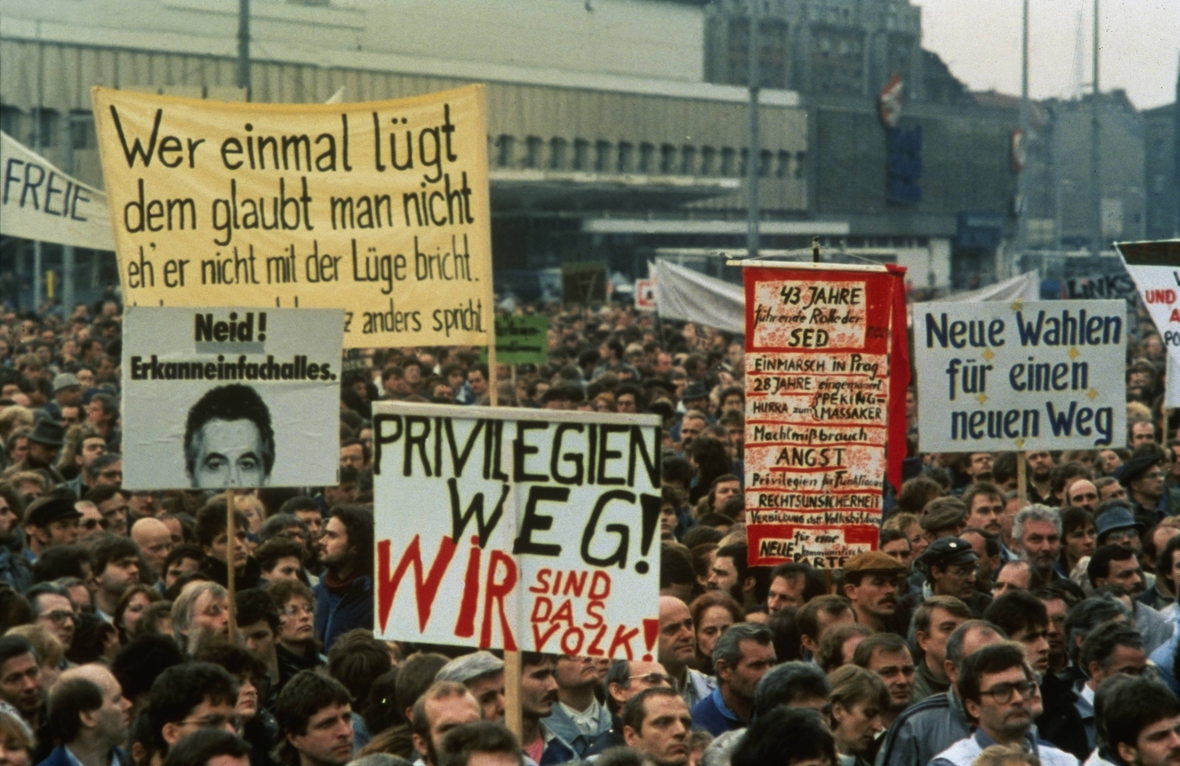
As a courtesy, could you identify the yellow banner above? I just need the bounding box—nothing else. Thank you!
[91,85,493,347]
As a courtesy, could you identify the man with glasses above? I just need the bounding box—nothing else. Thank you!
[585,658,672,755]
[23,497,81,563]
[76,501,107,540]
[933,643,1077,766]
[1096,508,1145,553]
[28,583,77,655]
[89,453,124,489]
[148,662,241,756]
[1122,455,1179,527]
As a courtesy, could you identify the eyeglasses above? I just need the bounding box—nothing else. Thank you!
[99,470,123,480]
[1106,529,1139,543]
[176,713,243,732]
[81,518,108,530]
[979,680,1037,704]
[40,610,77,625]
[282,603,314,617]
[629,673,674,685]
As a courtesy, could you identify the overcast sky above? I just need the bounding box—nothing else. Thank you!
[911,0,1179,111]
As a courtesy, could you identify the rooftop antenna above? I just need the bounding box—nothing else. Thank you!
[1071,7,1085,99]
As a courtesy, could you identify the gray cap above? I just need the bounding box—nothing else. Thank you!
[435,651,505,685]
[53,373,80,392]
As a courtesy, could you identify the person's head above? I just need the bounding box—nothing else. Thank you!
[162,544,205,591]
[1080,622,1147,687]
[1067,479,1101,512]
[840,553,907,627]
[131,518,175,580]
[46,663,131,749]
[1089,544,1146,597]
[982,592,1050,674]
[657,596,695,672]
[411,681,484,766]
[795,595,855,658]
[148,662,239,752]
[267,579,316,648]
[917,537,979,600]
[878,529,913,568]
[0,708,35,766]
[110,633,184,717]
[254,537,306,583]
[1012,504,1061,577]
[319,505,373,578]
[159,729,252,766]
[27,582,77,650]
[183,384,275,488]
[0,636,41,718]
[437,721,522,766]
[274,670,354,766]
[171,581,230,654]
[86,484,129,536]
[114,584,162,643]
[852,633,914,712]
[957,642,1038,740]
[518,652,558,723]
[825,664,891,758]
[193,640,269,724]
[195,500,250,571]
[731,706,835,766]
[1102,677,1180,766]
[688,591,743,664]
[962,482,1005,535]
[435,651,507,722]
[911,596,972,673]
[712,623,775,703]
[89,534,142,601]
[708,542,750,603]
[603,658,672,715]
[1064,596,1130,668]
[621,687,693,766]
[23,496,81,552]
[326,629,392,712]
[767,563,824,614]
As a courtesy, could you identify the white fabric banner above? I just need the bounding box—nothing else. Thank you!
[953,271,1041,303]
[1116,240,1180,408]
[0,131,115,250]
[653,259,744,334]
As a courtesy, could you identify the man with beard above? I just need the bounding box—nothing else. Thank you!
[841,552,908,633]
[42,664,133,766]
[931,643,1077,766]
[1026,451,1057,505]
[963,453,994,484]
[0,636,44,730]
[313,505,373,651]
[1014,505,1065,584]
[89,535,141,622]
[172,582,230,656]
[707,543,764,611]
[64,434,108,499]
[518,652,575,766]
[411,681,482,766]
[1101,677,1180,766]
[624,688,694,766]
[274,671,354,766]
[656,596,714,709]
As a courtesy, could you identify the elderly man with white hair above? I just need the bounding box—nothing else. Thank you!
[171,581,229,656]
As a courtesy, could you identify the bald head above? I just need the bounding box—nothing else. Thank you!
[131,518,173,579]
[48,663,129,748]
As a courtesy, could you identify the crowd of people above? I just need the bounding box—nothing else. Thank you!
[0,294,1179,766]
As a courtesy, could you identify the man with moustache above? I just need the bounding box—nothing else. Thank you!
[1099,677,1180,766]
[1014,505,1066,584]
[41,664,134,766]
[518,652,575,766]
[841,552,908,634]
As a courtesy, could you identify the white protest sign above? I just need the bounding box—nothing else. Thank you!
[121,307,343,490]
[1,131,115,250]
[914,300,1125,452]
[1116,240,1180,408]
[372,403,662,657]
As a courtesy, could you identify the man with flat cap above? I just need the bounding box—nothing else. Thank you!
[1121,453,1180,526]
[40,373,83,423]
[841,551,908,634]
[23,496,81,563]
[913,538,992,617]
[434,650,506,722]
[1095,506,1144,553]
[921,498,968,542]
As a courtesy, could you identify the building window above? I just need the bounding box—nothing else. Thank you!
[496,135,515,168]
[760,150,773,178]
[573,139,590,171]
[701,147,716,176]
[34,109,58,148]
[549,138,568,170]
[660,144,677,174]
[776,150,791,179]
[70,112,96,151]
[638,143,655,173]
[721,148,736,176]
[617,142,634,174]
[524,136,543,169]
[681,145,697,175]
[795,151,806,179]
[595,141,612,172]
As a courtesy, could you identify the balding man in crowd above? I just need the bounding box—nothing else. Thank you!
[41,663,133,766]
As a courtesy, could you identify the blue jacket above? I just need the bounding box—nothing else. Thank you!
[313,575,373,651]
[37,744,131,766]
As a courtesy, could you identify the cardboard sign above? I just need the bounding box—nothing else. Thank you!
[1,131,115,251]
[91,85,493,347]
[635,279,656,311]
[914,299,1126,451]
[1117,240,1180,408]
[371,403,662,657]
[492,315,548,365]
[121,307,343,490]
[742,267,898,568]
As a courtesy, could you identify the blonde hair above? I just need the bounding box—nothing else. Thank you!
[827,664,890,729]
[971,745,1040,766]
[884,512,920,534]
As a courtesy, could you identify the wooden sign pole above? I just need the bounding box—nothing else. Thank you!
[225,488,237,641]
[1017,453,1028,505]
[485,330,523,742]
